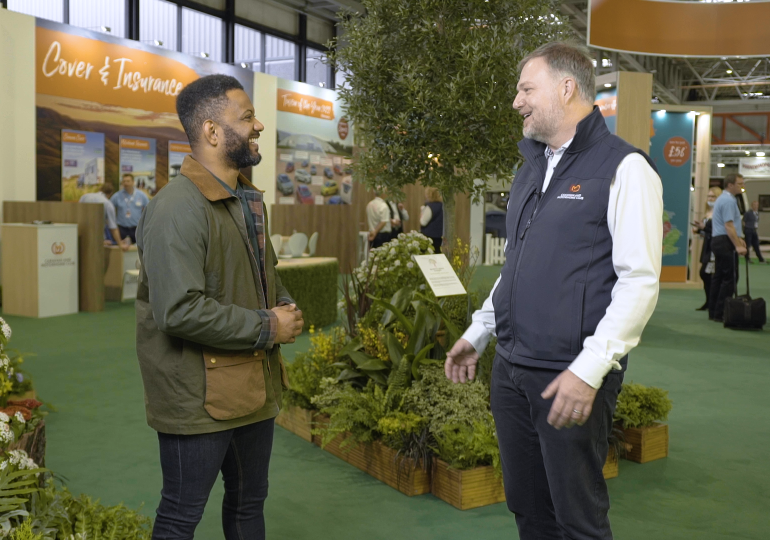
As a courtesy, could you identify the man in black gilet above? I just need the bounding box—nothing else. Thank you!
[445,42,663,539]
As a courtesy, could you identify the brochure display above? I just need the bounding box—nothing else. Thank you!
[1,223,79,318]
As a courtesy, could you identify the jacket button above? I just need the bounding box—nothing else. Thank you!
[253,351,259,357]
[210,358,217,364]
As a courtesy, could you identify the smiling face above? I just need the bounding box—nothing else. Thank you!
[513,57,565,146]
[217,89,264,170]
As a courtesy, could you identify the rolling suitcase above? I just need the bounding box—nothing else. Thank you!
[724,258,766,330]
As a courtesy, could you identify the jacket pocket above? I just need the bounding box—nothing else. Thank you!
[571,282,586,355]
[203,349,267,421]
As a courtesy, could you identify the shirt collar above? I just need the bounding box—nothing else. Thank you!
[544,138,574,160]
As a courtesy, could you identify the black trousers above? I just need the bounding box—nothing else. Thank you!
[371,232,391,249]
[491,356,623,540]
[152,418,274,540]
[699,264,712,307]
[119,225,138,244]
[709,235,739,319]
[429,236,442,253]
[744,228,765,262]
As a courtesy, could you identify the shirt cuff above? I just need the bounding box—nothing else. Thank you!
[255,309,278,350]
[461,322,492,356]
[567,348,622,390]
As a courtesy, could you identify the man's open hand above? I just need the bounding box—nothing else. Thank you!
[445,338,479,383]
[272,304,303,344]
[541,370,598,429]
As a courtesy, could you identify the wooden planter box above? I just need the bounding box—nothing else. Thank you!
[7,420,46,468]
[275,405,315,442]
[431,458,505,510]
[603,445,618,480]
[314,415,430,497]
[620,423,669,464]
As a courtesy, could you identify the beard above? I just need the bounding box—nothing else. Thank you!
[522,97,564,146]
[222,125,262,169]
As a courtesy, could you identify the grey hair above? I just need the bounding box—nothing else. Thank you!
[518,42,596,104]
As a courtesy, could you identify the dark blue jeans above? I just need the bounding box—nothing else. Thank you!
[152,418,275,540]
[490,356,623,540]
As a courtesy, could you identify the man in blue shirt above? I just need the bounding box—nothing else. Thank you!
[709,173,748,322]
[111,173,150,244]
[79,182,128,251]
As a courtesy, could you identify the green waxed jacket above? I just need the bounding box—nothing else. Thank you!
[135,156,293,435]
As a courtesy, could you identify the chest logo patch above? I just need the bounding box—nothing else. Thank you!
[558,184,584,200]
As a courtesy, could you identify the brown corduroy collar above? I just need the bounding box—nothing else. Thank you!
[179,155,262,202]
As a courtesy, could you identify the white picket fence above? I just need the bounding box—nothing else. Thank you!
[484,234,506,265]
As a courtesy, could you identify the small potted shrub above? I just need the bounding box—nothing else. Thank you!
[614,382,673,463]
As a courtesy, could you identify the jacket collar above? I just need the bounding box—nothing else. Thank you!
[518,106,610,162]
[179,155,262,202]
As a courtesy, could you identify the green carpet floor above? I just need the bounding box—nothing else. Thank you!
[3,261,769,539]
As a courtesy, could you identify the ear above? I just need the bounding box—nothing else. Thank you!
[562,77,578,103]
[201,119,219,147]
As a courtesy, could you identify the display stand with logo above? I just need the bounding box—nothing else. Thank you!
[1,223,79,317]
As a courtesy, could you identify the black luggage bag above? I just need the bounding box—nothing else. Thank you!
[724,258,766,330]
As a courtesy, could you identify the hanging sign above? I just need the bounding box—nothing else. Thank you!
[739,157,770,178]
[277,88,335,120]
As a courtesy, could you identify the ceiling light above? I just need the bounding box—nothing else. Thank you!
[656,110,666,118]
[757,152,766,157]
[746,151,751,155]
[240,62,248,68]
[319,82,326,88]
[604,83,612,88]
[717,163,725,168]
[726,69,733,74]
[690,186,695,192]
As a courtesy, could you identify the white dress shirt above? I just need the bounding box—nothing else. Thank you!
[366,197,392,234]
[462,139,663,389]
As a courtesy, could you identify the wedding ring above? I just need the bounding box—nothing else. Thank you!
[572,409,582,415]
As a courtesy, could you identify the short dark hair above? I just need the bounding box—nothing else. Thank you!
[724,173,743,187]
[122,173,134,181]
[176,75,244,146]
[518,42,596,104]
[100,182,115,196]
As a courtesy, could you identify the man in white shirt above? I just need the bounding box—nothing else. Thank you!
[366,189,392,248]
[445,42,662,540]
[79,183,128,251]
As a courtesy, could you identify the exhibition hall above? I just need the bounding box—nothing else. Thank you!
[0,0,768,539]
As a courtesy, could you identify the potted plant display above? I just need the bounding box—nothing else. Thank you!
[613,382,673,463]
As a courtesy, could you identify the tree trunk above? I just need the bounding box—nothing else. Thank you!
[442,192,456,253]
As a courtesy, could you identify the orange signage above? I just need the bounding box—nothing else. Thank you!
[663,137,691,168]
[337,117,349,140]
[277,89,334,120]
[62,132,86,144]
[169,142,192,153]
[121,138,151,150]
[589,0,770,57]
[595,96,617,118]
[36,27,200,114]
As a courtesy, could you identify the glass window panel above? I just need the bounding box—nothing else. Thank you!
[265,35,296,81]
[7,0,64,23]
[235,24,262,72]
[306,47,328,87]
[140,0,178,51]
[181,7,222,62]
[70,0,125,38]
[335,67,350,90]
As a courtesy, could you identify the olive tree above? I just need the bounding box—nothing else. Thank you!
[329,0,569,245]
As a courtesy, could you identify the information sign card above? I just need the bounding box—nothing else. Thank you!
[413,254,467,297]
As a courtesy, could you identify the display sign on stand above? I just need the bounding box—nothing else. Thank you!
[413,254,467,297]
[61,130,105,201]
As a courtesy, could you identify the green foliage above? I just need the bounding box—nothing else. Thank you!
[614,382,673,429]
[403,365,490,435]
[329,0,568,243]
[311,380,396,448]
[434,413,501,475]
[276,259,339,329]
[10,520,42,540]
[284,327,347,410]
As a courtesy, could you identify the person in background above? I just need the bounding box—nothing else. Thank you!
[743,200,766,263]
[692,187,721,310]
[111,173,150,244]
[366,188,392,248]
[420,186,444,252]
[387,198,409,240]
[709,174,747,322]
[79,183,128,251]
[136,74,302,540]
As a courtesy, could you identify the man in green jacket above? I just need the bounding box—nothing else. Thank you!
[136,74,304,540]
